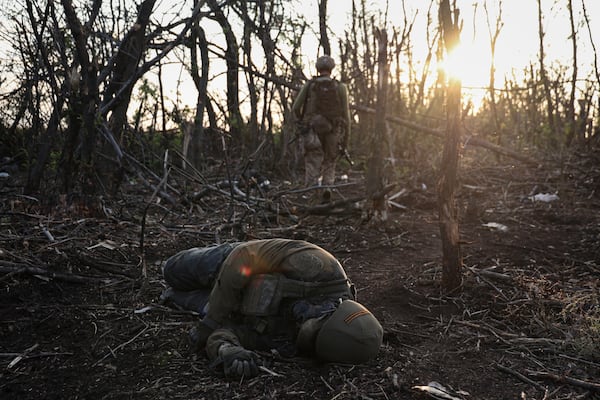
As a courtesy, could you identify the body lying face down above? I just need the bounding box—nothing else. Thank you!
[161,238,384,378]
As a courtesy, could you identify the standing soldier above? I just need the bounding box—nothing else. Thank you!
[292,55,351,201]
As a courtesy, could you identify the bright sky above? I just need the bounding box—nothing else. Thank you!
[283,0,598,111]
[1,0,598,118]
[314,0,600,91]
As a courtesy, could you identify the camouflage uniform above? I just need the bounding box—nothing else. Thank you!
[292,65,351,187]
[161,242,240,316]
[163,239,354,360]
[162,239,382,372]
[201,239,353,361]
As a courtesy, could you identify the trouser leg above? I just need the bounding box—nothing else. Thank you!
[161,243,239,315]
[303,130,323,186]
[319,129,340,186]
[162,289,211,317]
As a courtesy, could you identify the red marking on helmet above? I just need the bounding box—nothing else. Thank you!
[239,265,252,277]
[344,310,369,324]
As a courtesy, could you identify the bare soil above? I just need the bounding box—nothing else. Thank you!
[1,148,599,400]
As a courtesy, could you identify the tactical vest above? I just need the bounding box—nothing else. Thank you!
[304,77,343,125]
[241,274,354,317]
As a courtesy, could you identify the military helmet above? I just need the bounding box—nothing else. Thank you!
[314,300,383,363]
[316,55,335,72]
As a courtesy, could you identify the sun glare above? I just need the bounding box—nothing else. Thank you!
[436,38,497,110]
[439,41,491,86]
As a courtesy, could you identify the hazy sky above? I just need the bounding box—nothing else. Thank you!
[2,0,598,114]
[304,0,600,85]
[161,0,599,108]
[279,0,599,109]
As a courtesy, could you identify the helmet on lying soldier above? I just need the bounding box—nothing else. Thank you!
[313,300,383,363]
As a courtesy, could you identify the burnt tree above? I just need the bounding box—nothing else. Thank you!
[365,28,389,221]
[537,0,558,143]
[185,1,210,170]
[207,0,242,143]
[101,0,157,192]
[318,0,331,55]
[438,0,462,293]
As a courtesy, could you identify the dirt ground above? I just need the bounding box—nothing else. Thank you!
[1,146,599,400]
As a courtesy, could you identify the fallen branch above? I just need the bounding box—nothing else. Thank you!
[471,267,512,282]
[352,104,539,166]
[509,337,565,346]
[7,343,39,369]
[259,365,284,377]
[453,319,518,345]
[269,182,358,198]
[74,252,137,279]
[526,370,600,392]
[495,363,547,392]
[0,261,110,284]
[294,196,364,216]
[0,351,73,359]
[464,265,509,301]
[92,326,150,367]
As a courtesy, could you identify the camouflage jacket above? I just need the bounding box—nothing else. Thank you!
[204,239,353,361]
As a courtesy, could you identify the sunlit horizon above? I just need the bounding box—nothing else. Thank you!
[305,0,600,112]
[1,0,598,123]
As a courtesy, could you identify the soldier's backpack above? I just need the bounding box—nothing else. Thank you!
[305,77,343,132]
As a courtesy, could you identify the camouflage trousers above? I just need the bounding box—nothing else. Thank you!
[161,243,239,316]
[302,126,340,187]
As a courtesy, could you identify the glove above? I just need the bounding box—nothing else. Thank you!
[218,343,261,378]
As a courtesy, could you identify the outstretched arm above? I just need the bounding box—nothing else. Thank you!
[206,328,261,378]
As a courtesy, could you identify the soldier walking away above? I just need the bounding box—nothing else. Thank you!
[292,56,351,201]
[160,239,383,378]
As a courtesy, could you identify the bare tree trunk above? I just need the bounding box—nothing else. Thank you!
[484,0,503,145]
[239,1,259,151]
[366,28,389,222]
[537,0,558,144]
[318,0,331,55]
[61,0,102,196]
[410,1,437,116]
[101,0,156,193]
[25,93,67,194]
[348,0,374,152]
[188,9,210,170]
[157,63,167,137]
[438,0,462,293]
[257,1,277,155]
[361,1,375,104]
[105,0,156,139]
[582,0,600,91]
[208,0,242,143]
[390,4,414,118]
[23,0,68,194]
[581,0,599,140]
[565,0,578,145]
[279,21,306,174]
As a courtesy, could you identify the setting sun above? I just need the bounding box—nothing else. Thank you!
[437,41,492,88]
[436,39,496,110]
